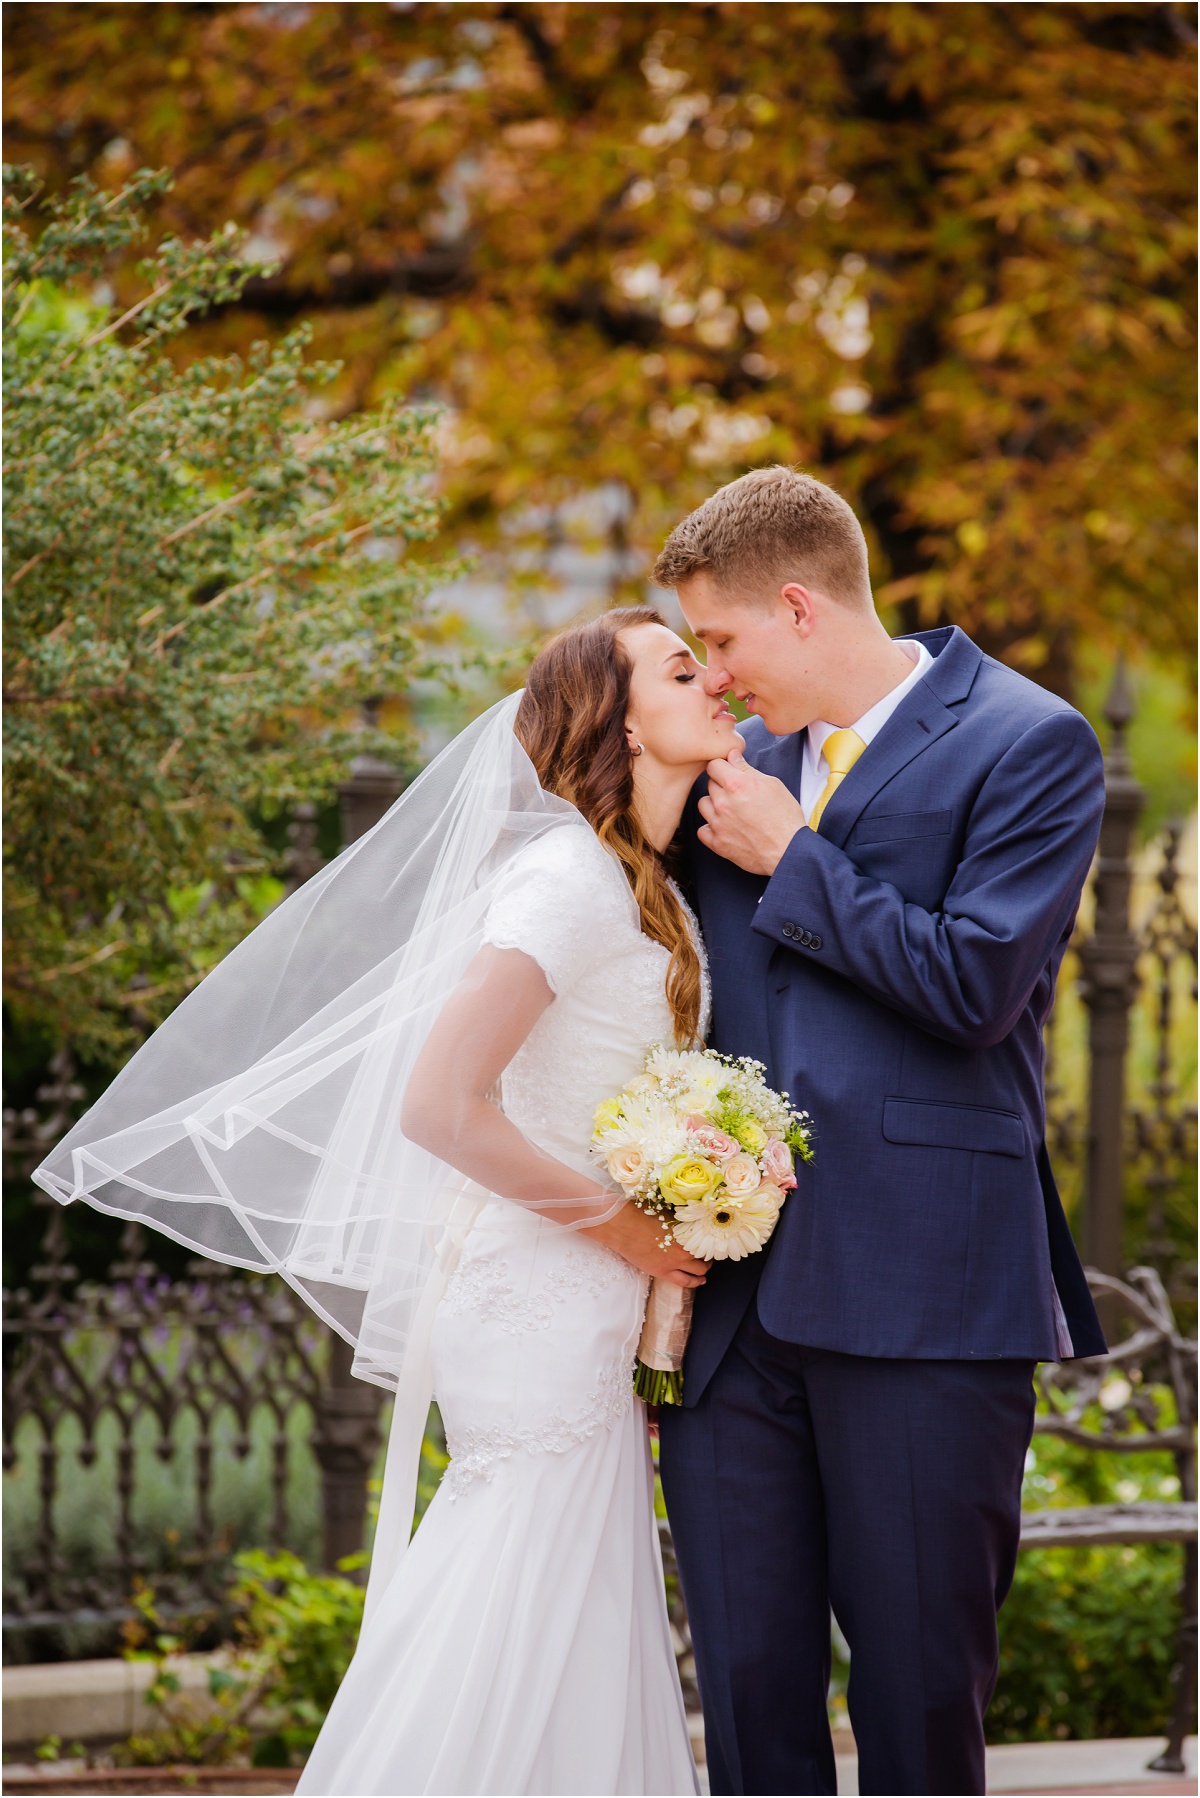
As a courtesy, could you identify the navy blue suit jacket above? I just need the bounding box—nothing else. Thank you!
[684,625,1107,1401]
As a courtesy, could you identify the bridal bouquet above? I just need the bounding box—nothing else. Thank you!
[591,1047,813,1405]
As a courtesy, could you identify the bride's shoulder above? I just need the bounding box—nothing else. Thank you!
[510,823,633,895]
[499,825,635,918]
[483,826,638,991]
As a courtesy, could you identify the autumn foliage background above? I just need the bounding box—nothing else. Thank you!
[3,0,1196,1069]
[7,2,1195,675]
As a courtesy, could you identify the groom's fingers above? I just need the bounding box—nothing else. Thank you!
[706,755,743,788]
[695,760,806,876]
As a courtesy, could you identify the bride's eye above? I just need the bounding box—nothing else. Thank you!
[675,671,697,684]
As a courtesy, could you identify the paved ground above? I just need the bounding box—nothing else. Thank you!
[828,1735,1197,1797]
[3,1733,1194,1795]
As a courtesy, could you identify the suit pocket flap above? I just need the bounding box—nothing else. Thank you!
[882,1097,1025,1157]
[854,808,953,845]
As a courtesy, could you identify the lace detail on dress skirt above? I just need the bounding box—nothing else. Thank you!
[443,1358,634,1499]
[440,1245,630,1336]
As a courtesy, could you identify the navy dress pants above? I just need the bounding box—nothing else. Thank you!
[658,1301,1035,1796]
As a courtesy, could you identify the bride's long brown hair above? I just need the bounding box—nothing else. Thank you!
[514,607,703,1048]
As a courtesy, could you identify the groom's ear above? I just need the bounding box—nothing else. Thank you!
[779,582,818,635]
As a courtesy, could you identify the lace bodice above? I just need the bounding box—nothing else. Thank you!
[429,821,712,1501]
[482,824,711,1178]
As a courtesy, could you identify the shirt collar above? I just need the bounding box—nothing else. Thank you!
[806,638,934,766]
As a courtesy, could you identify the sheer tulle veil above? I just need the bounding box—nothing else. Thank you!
[33,693,608,1612]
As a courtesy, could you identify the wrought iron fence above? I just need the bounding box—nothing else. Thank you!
[2,1210,329,1646]
[2,753,401,1657]
[3,669,1196,1666]
[1042,671,1197,1308]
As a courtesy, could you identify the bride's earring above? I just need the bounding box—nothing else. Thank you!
[629,741,644,757]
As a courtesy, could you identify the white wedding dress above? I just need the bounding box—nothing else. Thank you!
[297,828,705,1796]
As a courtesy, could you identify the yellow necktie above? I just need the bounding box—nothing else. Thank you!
[808,728,866,831]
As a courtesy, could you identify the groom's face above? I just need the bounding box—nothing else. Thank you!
[676,570,819,736]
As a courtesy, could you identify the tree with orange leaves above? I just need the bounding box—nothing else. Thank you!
[5,1,1195,698]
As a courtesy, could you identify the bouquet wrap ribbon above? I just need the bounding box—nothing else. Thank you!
[633,1278,694,1405]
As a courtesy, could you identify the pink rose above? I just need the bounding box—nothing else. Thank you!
[722,1152,763,1197]
[762,1138,797,1190]
[686,1117,739,1162]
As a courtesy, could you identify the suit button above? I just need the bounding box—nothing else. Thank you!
[810,933,823,950]
[782,922,796,938]
[799,929,812,946]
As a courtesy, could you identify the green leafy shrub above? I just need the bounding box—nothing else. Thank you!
[230,1549,365,1767]
[116,1586,262,1767]
[990,1542,1179,1743]
[988,1429,1186,1742]
[4,163,448,1065]
[115,1551,365,1769]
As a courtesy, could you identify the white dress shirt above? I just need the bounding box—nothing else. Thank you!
[800,638,934,819]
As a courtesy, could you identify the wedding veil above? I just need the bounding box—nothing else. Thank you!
[32,693,607,1390]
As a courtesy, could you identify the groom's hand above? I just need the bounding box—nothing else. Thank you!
[698,755,806,876]
[585,1205,709,1288]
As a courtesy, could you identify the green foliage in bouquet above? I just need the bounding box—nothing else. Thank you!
[4,164,450,1067]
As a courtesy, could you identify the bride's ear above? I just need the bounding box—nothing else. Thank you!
[624,719,644,758]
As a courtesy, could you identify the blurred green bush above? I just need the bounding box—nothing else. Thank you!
[990,1541,1178,1743]
[989,1431,1185,1743]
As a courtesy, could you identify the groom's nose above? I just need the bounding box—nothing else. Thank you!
[703,663,731,698]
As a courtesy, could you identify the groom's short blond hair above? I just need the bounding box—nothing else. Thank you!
[652,466,872,609]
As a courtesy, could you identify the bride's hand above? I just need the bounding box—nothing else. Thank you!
[584,1203,708,1288]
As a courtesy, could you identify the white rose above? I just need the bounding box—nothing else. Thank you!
[606,1144,648,1189]
[721,1152,763,1197]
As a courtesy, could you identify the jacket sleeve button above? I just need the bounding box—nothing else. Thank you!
[810,933,823,950]
[782,922,796,938]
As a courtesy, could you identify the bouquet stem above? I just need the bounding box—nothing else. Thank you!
[634,1279,694,1407]
[633,1362,684,1405]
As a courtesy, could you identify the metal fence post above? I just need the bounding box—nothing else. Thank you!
[1077,663,1146,1276]
[312,1335,386,1574]
[311,750,406,1575]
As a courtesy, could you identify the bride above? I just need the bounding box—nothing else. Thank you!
[35,606,743,1796]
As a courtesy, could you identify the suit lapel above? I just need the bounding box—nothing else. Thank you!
[790,626,984,851]
[746,720,806,792]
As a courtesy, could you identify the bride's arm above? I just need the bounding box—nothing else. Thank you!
[402,944,606,1216]
[401,945,707,1287]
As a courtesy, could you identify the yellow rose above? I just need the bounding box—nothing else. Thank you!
[733,1117,768,1155]
[593,1097,625,1135]
[659,1154,723,1207]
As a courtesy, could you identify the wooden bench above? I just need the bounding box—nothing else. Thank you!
[1026,1267,1196,1773]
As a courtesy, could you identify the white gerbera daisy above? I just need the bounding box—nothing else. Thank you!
[672,1188,781,1261]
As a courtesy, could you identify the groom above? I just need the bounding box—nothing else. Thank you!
[652,467,1107,1797]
